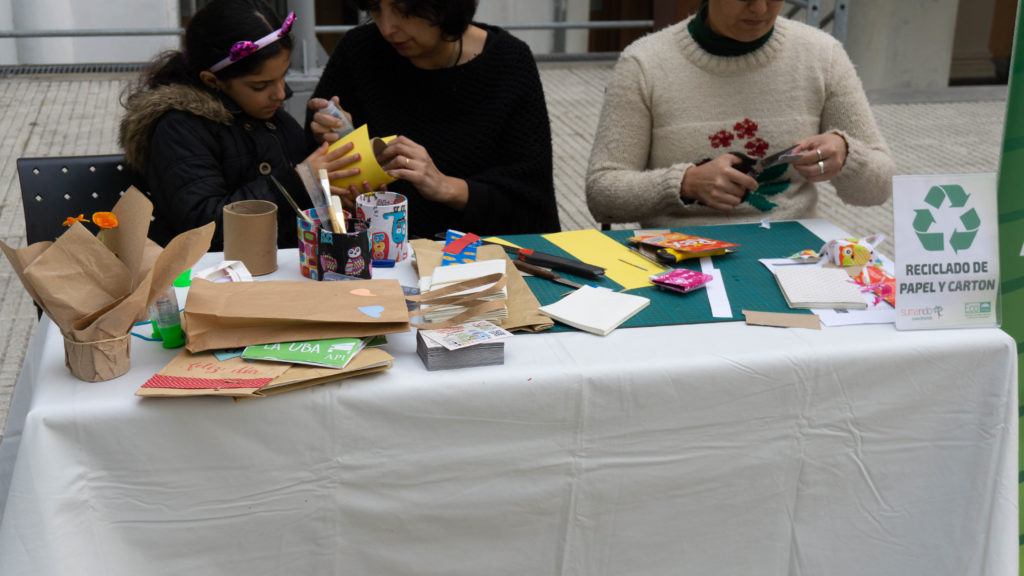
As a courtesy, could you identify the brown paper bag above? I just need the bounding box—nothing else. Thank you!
[410,239,552,333]
[1,187,215,381]
[182,278,411,353]
[136,347,392,398]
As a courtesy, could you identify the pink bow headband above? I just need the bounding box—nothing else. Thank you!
[208,11,295,73]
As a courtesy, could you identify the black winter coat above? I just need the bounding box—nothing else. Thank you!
[120,84,311,250]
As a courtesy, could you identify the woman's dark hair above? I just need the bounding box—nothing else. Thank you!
[352,0,477,41]
[134,0,293,90]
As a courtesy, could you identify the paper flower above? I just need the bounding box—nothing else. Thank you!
[62,214,89,227]
[92,211,119,229]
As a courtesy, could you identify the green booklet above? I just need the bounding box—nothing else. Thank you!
[242,337,367,370]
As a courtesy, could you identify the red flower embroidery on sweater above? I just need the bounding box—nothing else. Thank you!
[709,130,734,148]
[745,137,769,157]
[734,119,758,139]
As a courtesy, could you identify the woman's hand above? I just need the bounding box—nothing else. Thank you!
[680,154,759,212]
[306,96,352,144]
[791,132,848,182]
[380,136,468,211]
[299,141,363,208]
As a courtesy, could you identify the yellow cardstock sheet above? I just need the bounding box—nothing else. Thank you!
[541,229,666,290]
[327,124,397,191]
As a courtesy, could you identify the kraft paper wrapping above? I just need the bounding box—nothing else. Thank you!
[327,124,397,190]
[410,240,553,333]
[136,346,393,399]
[1,187,215,382]
[182,278,412,353]
[223,199,278,276]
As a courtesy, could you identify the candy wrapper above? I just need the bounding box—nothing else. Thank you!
[820,234,884,267]
[1,188,214,381]
[649,268,714,294]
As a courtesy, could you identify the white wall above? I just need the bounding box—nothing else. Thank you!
[844,0,961,91]
[12,0,178,65]
[476,0,589,55]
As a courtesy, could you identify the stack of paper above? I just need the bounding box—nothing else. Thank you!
[419,259,508,324]
[537,285,649,336]
[773,267,868,310]
[416,321,511,371]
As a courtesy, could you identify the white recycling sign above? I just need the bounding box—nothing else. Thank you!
[893,173,1000,330]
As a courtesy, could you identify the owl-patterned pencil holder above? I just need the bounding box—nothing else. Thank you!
[297,207,371,280]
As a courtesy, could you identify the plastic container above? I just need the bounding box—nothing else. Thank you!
[148,286,185,348]
[322,100,355,138]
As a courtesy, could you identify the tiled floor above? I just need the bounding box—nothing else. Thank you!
[0,63,1008,441]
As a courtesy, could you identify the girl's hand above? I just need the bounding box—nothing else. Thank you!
[680,154,759,212]
[791,133,848,182]
[379,136,468,210]
[339,180,381,212]
[299,141,362,204]
[306,96,351,144]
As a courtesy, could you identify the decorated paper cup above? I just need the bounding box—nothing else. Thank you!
[297,208,371,280]
[355,191,409,262]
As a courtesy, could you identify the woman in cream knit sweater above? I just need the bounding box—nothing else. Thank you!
[585,0,894,227]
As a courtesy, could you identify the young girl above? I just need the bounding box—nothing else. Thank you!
[120,0,359,250]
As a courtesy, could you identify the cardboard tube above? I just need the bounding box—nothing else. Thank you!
[223,199,278,276]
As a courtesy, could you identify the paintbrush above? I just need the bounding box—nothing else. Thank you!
[269,174,315,225]
[319,168,346,234]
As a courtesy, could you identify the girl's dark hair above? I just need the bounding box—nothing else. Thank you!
[135,0,293,90]
[352,0,477,41]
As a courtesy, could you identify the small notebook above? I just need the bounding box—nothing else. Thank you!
[773,267,868,310]
[537,286,650,336]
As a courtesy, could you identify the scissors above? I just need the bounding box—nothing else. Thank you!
[731,144,803,201]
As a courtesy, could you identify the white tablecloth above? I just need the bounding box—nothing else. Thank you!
[0,221,1017,575]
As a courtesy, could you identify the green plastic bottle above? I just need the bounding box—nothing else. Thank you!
[148,286,185,348]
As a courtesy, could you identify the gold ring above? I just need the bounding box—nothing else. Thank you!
[816,148,823,162]
[818,160,825,174]
[404,157,410,166]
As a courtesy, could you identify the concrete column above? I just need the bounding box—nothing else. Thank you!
[844,0,961,91]
[0,0,16,65]
[12,0,177,65]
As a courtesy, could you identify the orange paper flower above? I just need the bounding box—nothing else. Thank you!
[62,214,89,227]
[92,212,119,229]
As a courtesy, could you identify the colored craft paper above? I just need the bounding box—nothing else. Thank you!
[326,124,397,191]
[481,237,523,250]
[541,229,665,290]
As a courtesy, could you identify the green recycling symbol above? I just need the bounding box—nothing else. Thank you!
[912,184,980,253]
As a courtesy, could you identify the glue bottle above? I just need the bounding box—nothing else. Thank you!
[148,286,185,348]
[321,100,355,138]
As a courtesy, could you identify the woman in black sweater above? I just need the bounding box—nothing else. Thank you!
[306,0,560,238]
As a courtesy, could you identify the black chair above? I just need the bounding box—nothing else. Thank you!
[17,154,151,245]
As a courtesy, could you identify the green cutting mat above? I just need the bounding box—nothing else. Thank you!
[499,221,824,330]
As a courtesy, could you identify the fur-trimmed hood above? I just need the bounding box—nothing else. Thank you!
[119,83,233,171]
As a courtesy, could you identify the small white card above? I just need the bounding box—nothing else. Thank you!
[537,286,649,336]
